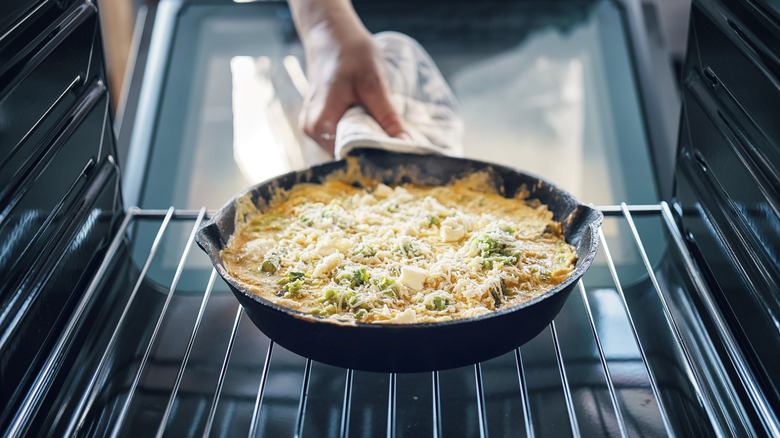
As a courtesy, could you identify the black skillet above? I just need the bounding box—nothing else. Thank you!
[196,149,602,373]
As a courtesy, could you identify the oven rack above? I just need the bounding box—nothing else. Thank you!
[12,203,774,437]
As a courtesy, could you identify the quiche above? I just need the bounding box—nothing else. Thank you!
[221,173,577,324]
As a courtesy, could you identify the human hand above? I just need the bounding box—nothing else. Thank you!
[290,0,408,155]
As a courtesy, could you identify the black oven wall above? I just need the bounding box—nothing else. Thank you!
[675,0,780,426]
[0,0,124,433]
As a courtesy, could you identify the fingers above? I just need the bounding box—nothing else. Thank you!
[356,72,408,140]
[301,79,355,156]
[299,35,409,157]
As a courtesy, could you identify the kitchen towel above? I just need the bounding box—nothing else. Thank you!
[335,32,464,158]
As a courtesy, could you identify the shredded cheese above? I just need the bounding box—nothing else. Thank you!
[222,174,577,324]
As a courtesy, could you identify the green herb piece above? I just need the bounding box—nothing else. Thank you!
[282,279,303,297]
[472,227,521,270]
[373,276,400,297]
[482,255,518,270]
[337,267,370,289]
[261,254,280,273]
[394,240,420,257]
[261,260,277,273]
[289,271,305,280]
[375,276,395,289]
[276,271,309,296]
[319,288,356,310]
[353,243,376,257]
[424,295,449,311]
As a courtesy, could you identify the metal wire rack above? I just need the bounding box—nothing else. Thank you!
[11,204,775,437]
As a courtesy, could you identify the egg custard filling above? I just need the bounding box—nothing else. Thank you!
[221,174,577,324]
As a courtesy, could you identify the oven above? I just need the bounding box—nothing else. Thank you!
[1,0,778,436]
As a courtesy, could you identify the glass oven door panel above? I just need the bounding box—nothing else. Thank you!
[133,0,660,212]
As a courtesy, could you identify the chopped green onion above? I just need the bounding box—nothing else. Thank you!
[424,295,448,311]
[353,243,376,257]
[337,267,370,289]
[261,258,278,273]
[282,279,303,297]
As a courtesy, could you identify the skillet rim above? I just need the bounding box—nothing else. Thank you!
[196,150,603,330]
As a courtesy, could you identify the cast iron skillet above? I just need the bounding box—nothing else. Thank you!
[196,149,603,373]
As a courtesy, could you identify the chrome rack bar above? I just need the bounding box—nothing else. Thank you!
[660,202,780,435]
[387,373,397,438]
[597,204,662,216]
[432,371,442,438]
[133,208,218,219]
[514,348,534,438]
[8,209,136,437]
[202,305,244,437]
[621,203,726,436]
[294,359,313,438]
[339,369,354,438]
[598,228,676,436]
[576,281,629,438]
[550,320,581,438]
[156,268,219,438]
[110,207,206,437]
[248,342,275,438]
[474,363,489,438]
[66,207,176,437]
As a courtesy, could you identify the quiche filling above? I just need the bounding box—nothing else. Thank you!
[221,175,577,324]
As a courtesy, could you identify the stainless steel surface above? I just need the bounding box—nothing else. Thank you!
[26,203,770,436]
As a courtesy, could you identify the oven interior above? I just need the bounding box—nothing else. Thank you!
[1,0,778,436]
